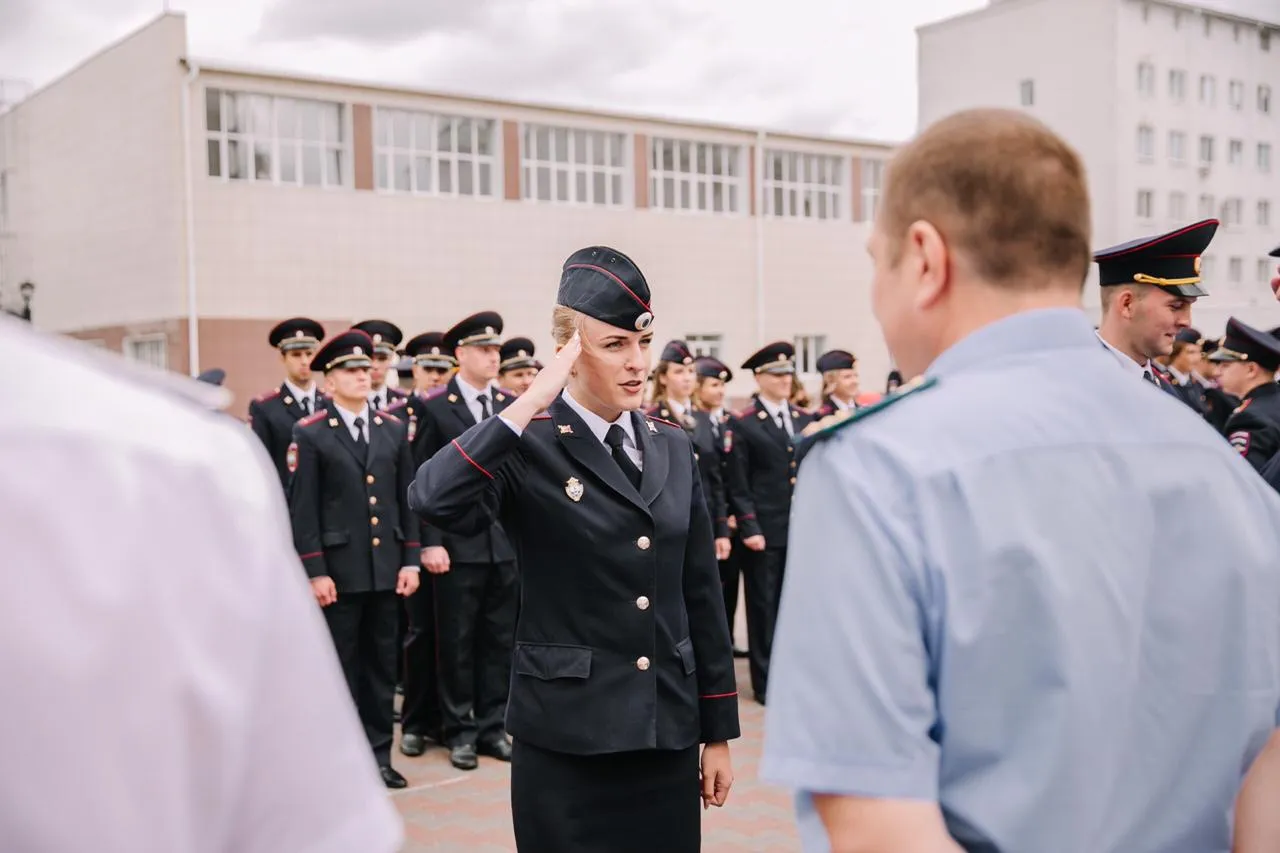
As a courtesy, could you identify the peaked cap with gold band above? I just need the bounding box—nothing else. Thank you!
[741,341,796,375]
[310,329,375,373]
[404,331,455,369]
[1206,317,1280,372]
[557,246,653,332]
[350,319,404,357]
[1093,218,1218,298]
[443,311,504,351]
[268,317,325,352]
[499,336,540,373]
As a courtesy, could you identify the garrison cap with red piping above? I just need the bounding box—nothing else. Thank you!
[695,356,733,383]
[816,349,856,373]
[659,340,695,365]
[557,246,653,332]
[1092,218,1218,298]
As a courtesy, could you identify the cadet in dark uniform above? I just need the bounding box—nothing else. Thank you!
[286,329,421,789]
[352,320,408,410]
[247,317,327,490]
[391,331,456,757]
[1206,318,1280,472]
[1193,337,1239,433]
[647,340,731,562]
[415,312,519,771]
[814,349,863,416]
[729,341,814,705]
[498,336,542,396]
[410,246,739,853]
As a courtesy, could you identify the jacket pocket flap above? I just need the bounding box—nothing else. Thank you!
[514,643,592,681]
[321,530,350,547]
[675,637,697,675]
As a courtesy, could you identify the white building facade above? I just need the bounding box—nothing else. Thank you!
[0,14,896,414]
[919,0,1279,336]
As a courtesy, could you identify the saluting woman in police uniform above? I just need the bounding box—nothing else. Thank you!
[410,246,739,853]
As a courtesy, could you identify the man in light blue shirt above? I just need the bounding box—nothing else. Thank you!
[761,108,1280,853]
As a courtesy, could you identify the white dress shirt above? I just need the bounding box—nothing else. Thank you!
[499,390,643,469]
[284,379,317,414]
[1097,332,1159,380]
[368,387,389,413]
[758,395,795,436]
[455,375,499,423]
[333,404,371,442]
[0,317,402,853]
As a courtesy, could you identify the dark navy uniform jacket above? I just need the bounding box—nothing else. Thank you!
[646,403,730,539]
[1223,382,1280,472]
[287,409,418,593]
[729,398,814,546]
[248,384,329,489]
[408,394,740,755]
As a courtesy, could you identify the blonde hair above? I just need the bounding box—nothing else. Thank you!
[647,361,675,407]
[551,305,582,347]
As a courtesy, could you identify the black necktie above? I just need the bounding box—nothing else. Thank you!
[776,410,790,435]
[478,393,492,420]
[1143,370,1160,387]
[353,417,367,445]
[300,397,310,415]
[372,394,382,411]
[605,425,642,490]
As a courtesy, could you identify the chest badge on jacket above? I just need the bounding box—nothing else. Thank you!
[565,477,584,502]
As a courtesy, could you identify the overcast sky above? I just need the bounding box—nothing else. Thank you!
[0,0,1274,142]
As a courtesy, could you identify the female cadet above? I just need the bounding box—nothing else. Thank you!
[409,246,739,853]
[647,340,731,562]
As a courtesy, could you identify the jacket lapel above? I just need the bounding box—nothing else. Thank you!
[550,396,649,516]
[280,382,306,420]
[633,411,669,507]
[329,412,368,467]
[446,377,478,431]
[758,400,790,448]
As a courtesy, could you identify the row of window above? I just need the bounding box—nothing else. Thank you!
[1135,126,1272,170]
[1140,4,1273,52]
[1136,64,1272,114]
[204,88,888,221]
[1134,190,1270,229]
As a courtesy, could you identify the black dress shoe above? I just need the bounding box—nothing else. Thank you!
[400,733,426,757]
[449,744,479,771]
[379,765,408,789]
[477,738,513,762]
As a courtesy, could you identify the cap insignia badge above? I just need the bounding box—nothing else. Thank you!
[558,424,573,434]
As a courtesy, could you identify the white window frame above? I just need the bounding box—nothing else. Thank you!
[520,123,629,208]
[1228,138,1243,166]
[1228,256,1242,284]
[1259,143,1272,173]
[1200,74,1216,105]
[761,149,847,221]
[1019,79,1034,106]
[373,108,499,199]
[1259,199,1271,227]
[1137,125,1155,162]
[1201,255,1215,282]
[1261,84,1273,114]
[1168,130,1186,164]
[859,159,885,223]
[1221,197,1243,227]
[1137,62,1155,95]
[1229,79,1245,109]
[1168,69,1186,101]
[1136,189,1154,220]
[1199,135,1215,164]
[648,138,746,216]
[123,333,168,370]
[793,334,828,377]
[204,88,347,189]
[684,334,724,360]
[1168,191,1186,220]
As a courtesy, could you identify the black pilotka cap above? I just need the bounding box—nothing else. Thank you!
[1174,327,1204,346]
[1207,318,1280,372]
[695,356,733,383]
[741,341,796,375]
[499,337,538,373]
[310,330,375,374]
[1092,219,1218,298]
[1270,244,1280,258]
[659,340,694,365]
[443,311,504,351]
[404,331,455,369]
[816,349,856,372]
[268,317,325,351]
[557,246,654,332]
[350,320,404,357]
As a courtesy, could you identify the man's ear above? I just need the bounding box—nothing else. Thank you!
[906,220,950,310]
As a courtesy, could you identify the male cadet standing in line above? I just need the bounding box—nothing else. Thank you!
[728,342,813,706]
[248,317,327,489]
[1093,219,1217,394]
[1207,318,1280,472]
[1192,335,1238,433]
[352,320,408,411]
[287,329,421,789]
[498,336,542,396]
[393,330,456,758]
[760,108,1280,853]
[416,312,518,770]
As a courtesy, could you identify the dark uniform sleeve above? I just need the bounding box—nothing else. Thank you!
[681,442,741,743]
[726,422,763,540]
[248,397,273,456]
[1262,449,1280,493]
[1224,409,1280,472]
[414,411,447,550]
[409,418,527,537]
[286,426,328,580]
[702,442,730,540]
[396,428,420,567]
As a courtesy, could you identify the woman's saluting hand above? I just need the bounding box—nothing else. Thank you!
[504,332,583,429]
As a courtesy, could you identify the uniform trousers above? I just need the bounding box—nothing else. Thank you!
[321,590,399,765]
[718,539,743,643]
[741,545,787,701]
[433,560,518,747]
[510,739,701,853]
[400,577,442,740]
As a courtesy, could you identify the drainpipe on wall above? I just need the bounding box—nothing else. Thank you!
[179,58,200,376]
[754,128,766,345]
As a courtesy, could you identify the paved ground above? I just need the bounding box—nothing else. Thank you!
[388,657,801,852]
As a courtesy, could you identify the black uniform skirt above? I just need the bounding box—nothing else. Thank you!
[510,738,702,853]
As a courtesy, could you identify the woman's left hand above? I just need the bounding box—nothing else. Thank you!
[700,742,733,809]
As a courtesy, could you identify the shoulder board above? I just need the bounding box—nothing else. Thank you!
[297,410,328,427]
[255,388,281,403]
[530,413,553,421]
[800,376,939,445]
[732,405,758,419]
[381,398,408,413]
[376,411,403,424]
[646,414,680,429]
[1234,399,1252,415]
[424,386,449,401]
[496,387,518,399]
